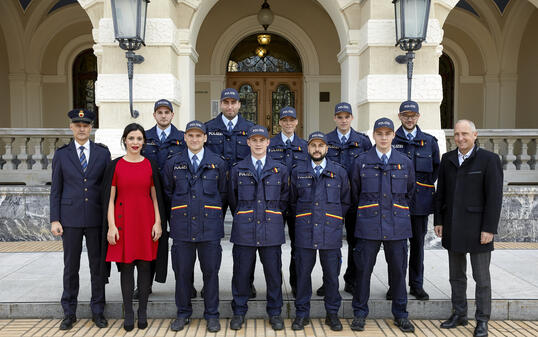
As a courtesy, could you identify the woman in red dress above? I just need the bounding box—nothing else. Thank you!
[105,123,163,331]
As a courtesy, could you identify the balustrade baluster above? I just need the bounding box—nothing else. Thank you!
[491,138,505,169]
[31,137,44,170]
[2,137,16,170]
[518,138,531,170]
[505,138,517,170]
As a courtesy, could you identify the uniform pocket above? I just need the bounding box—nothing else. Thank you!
[264,177,282,201]
[297,179,313,202]
[357,203,379,219]
[202,171,219,195]
[325,183,341,203]
[415,152,433,173]
[392,203,410,218]
[361,171,379,193]
[238,177,256,200]
[390,170,408,193]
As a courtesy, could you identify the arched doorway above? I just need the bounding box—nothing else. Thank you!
[439,53,455,129]
[72,49,98,127]
[226,33,303,136]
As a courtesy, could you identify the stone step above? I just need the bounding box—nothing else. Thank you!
[1,298,537,320]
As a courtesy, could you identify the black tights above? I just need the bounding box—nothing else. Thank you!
[119,260,151,324]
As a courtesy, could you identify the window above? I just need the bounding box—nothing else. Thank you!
[72,49,98,127]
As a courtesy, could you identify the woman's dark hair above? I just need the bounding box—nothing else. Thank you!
[121,123,146,148]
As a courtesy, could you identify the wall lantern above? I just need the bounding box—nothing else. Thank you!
[393,0,431,100]
[111,0,150,118]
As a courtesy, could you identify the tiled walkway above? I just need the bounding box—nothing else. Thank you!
[0,318,537,337]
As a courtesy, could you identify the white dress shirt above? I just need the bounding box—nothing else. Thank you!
[74,140,90,162]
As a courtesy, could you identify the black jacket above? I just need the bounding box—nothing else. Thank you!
[99,157,169,283]
[434,146,503,253]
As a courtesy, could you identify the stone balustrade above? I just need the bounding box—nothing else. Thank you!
[0,128,536,185]
[444,129,537,184]
[0,128,95,185]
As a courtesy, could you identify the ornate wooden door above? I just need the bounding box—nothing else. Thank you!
[227,73,303,137]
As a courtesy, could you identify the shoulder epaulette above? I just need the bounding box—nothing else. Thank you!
[96,142,108,149]
[57,143,69,150]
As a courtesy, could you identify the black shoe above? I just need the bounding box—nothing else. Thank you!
[191,286,197,299]
[386,289,392,300]
[124,312,135,331]
[133,287,152,300]
[291,317,310,330]
[410,287,429,300]
[394,318,415,333]
[206,318,221,332]
[474,321,488,337]
[316,285,325,296]
[325,314,342,331]
[350,316,365,331]
[269,316,284,330]
[91,313,108,328]
[440,313,468,329]
[137,309,147,329]
[59,315,76,330]
[170,317,190,331]
[291,286,297,298]
[249,284,257,299]
[230,315,244,330]
[344,282,354,295]
[138,320,148,329]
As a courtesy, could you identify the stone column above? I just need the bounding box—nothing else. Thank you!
[303,75,321,135]
[344,1,444,131]
[8,73,27,127]
[499,73,518,128]
[484,74,501,128]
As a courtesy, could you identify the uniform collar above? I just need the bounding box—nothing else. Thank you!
[311,158,327,171]
[336,128,351,142]
[222,114,239,129]
[404,127,417,139]
[281,132,295,144]
[251,155,266,168]
[458,145,475,164]
[157,125,171,139]
[188,148,204,163]
[74,139,89,151]
[375,147,391,161]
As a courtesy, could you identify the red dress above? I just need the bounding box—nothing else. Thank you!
[106,158,158,263]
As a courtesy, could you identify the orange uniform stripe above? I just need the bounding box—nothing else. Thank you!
[357,203,379,209]
[171,205,187,210]
[393,203,409,210]
[204,205,221,210]
[325,213,343,220]
[237,210,254,215]
[416,181,435,188]
[265,210,282,215]
[296,212,312,218]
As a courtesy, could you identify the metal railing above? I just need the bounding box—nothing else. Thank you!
[0,128,536,185]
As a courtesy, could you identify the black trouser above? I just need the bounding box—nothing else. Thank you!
[287,213,297,291]
[119,261,152,322]
[61,226,105,316]
[408,215,428,288]
[343,210,357,286]
[448,250,491,322]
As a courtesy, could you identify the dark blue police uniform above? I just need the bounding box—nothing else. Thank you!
[50,116,111,318]
[290,158,350,318]
[268,132,308,292]
[350,147,415,319]
[392,125,439,290]
[205,113,254,170]
[228,156,289,317]
[325,128,372,287]
[163,146,227,321]
[142,124,186,172]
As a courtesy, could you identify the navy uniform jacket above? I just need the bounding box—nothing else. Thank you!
[50,141,111,227]
[392,126,440,215]
[141,124,186,172]
[162,149,227,242]
[228,157,289,247]
[268,133,308,170]
[351,148,415,241]
[290,160,351,250]
[205,113,254,169]
[326,128,372,175]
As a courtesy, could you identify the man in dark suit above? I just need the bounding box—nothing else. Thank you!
[50,109,111,330]
[435,119,503,337]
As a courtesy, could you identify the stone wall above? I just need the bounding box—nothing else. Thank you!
[0,186,536,243]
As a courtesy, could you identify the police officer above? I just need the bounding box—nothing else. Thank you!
[323,102,372,296]
[205,88,256,297]
[50,109,110,330]
[349,118,416,333]
[140,98,189,297]
[389,101,440,301]
[267,106,308,297]
[289,132,350,331]
[163,121,227,333]
[228,125,289,331]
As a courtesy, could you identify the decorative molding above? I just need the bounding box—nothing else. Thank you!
[77,0,104,10]
[303,75,341,83]
[460,76,483,84]
[95,74,181,104]
[357,74,443,105]
[56,34,94,76]
[175,0,201,10]
[42,75,67,83]
[435,0,459,10]
[97,18,177,46]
